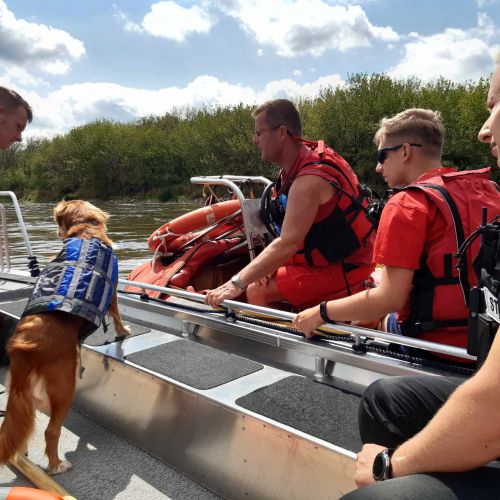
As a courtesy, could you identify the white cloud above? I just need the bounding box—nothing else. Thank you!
[293,69,302,76]
[0,0,84,75]
[215,0,399,57]
[390,14,499,82]
[258,74,344,101]
[475,0,500,6]
[116,1,216,42]
[19,73,344,139]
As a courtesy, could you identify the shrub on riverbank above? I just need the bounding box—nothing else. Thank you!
[0,73,495,201]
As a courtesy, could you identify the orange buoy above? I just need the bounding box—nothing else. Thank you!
[0,486,68,499]
[125,237,242,298]
[148,199,241,252]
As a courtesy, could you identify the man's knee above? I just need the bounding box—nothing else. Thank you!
[246,280,284,306]
[359,377,414,447]
[247,283,272,306]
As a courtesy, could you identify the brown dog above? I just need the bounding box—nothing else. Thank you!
[0,200,130,474]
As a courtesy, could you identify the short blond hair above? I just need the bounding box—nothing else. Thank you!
[373,108,445,157]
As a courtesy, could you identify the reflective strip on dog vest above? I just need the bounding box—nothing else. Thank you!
[22,237,118,338]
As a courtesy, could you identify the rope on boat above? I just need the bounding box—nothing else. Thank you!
[230,313,475,377]
[119,290,475,377]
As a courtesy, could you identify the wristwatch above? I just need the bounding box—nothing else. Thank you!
[319,301,331,323]
[372,448,395,481]
[230,274,247,291]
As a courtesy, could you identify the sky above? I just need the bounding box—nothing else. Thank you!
[1,0,500,139]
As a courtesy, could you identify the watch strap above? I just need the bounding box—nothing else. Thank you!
[319,301,331,323]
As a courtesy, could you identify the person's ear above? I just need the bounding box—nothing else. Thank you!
[402,142,412,160]
[279,125,288,140]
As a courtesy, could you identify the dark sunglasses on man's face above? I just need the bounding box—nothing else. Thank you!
[377,143,422,164]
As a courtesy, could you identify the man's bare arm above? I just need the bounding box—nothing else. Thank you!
[294,265,415,335]
[205,175,333,306]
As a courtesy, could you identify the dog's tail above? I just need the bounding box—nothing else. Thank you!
[0,350,35,464]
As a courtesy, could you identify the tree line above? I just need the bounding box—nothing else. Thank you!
[0,73,496,202]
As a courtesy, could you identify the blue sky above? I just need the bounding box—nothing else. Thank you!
[1,0,500,138]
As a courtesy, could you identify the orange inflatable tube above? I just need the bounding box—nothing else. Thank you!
[148,199,241,252]
[0,487,66,500]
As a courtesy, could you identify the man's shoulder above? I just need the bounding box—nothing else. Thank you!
[386,188,433,212]
[289,172,332,193]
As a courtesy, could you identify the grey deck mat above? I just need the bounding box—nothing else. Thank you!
[0,298,27,318]
[126,339,264,389]
[0,298,149,346]
[236,375,362,452]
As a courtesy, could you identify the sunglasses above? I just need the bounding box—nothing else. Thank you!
[377,143,422,164]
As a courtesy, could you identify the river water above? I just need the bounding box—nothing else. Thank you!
[1,200,202,276]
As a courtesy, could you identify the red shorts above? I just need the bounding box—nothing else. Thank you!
[274,262,375,309]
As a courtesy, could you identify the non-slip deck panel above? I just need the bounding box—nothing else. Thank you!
[126,339,263,389]
[236,375,362,452]
[0,298,149,346]
[0,298,27,317]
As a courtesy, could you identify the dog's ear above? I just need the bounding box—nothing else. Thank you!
[53,200,69,226]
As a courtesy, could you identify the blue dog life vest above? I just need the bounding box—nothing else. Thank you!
[22,237,119,339]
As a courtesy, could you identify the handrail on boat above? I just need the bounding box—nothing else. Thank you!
[0,192,39,276]
[190,176,273,260]
[119,278,477,361]
[0,204,9,271]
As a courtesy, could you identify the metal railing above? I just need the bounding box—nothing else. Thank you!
[0,191,38,275]
[190,176,272,260]
[119,278,476,362]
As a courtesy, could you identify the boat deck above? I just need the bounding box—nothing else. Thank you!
[0,272,365,499]
[0,268,472,499]
[0,376,221,500]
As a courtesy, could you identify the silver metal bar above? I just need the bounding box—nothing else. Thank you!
[0,191,34,257]
[190,175,272,186]
[190,176,272,261]
[119,278,476,360]
[0,205,6,271]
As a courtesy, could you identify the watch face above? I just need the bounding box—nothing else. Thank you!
[373,453,385,480]
[372,449,392,481]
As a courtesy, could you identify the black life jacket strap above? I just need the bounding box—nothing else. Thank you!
[401,182,471,306]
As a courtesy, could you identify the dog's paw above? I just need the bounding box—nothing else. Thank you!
[116,324,131,337]
[48,459,73,475]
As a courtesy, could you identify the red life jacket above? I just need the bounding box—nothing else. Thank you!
[267,139,376,268]
[397,167,500,343]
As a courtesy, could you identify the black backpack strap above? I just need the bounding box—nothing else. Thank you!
[403,182,471,306]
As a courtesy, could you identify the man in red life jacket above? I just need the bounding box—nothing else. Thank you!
[336,53,500,499]
[205,99,375,309]
[0,86,32,150]
[293,107,500,351]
